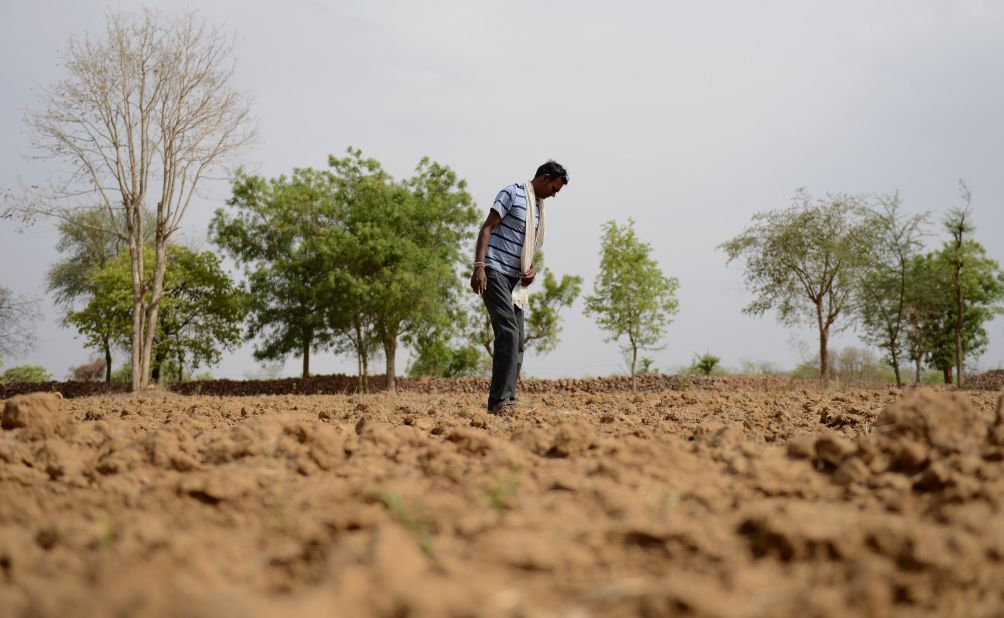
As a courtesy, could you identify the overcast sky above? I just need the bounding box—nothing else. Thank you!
[2,0,1003,379]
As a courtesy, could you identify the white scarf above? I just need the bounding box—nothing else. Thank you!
[512,180,545,311]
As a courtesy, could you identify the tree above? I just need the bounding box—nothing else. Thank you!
[212,168,339,378]
[908,244,1004,384]
[585,219,679,391]
[720,190,875,381]
[68,245,245,382]
[942,184,975,386]
[46,207,152,381]
[902,254,947,384]
[855,194,927,386]
[22,7,255,391]
[0,286,41,362]
[330,150,478,391]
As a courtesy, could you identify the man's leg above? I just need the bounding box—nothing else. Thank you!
[482,270,519,410]
[514,306,525,401]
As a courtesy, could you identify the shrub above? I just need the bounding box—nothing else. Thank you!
[0,365,52,383]
[691,353,722,376]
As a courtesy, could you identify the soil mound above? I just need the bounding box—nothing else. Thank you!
[790,391,1003,491]
[2,393,70,440]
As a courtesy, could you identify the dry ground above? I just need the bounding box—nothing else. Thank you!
[1,387,1003,617]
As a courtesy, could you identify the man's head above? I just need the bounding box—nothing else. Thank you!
[532,160,568,199]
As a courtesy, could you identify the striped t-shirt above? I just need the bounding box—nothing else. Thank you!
[485,183,540,278]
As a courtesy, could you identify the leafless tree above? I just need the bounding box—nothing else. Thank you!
[70,358,107,382]
[0,286,41,362]
[18,7,256,390]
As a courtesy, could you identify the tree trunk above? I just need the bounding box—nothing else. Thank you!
[129,235,145,392]
[384,337,397,392]
[891,348,902,387]
[816,301,830,383]
[630,343,637,393]
[356,349,363,393]
[302,336,311,378]
[943,366,953,385]
[362,351,369,394]
[140,236,170,389]
[103,338,113,383]
[953,270,964,387]
[914,357,922,385]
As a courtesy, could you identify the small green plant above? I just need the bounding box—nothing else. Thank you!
[371,489,435,557]
[100,518,117,549]
[637,357,658,375]
[691,353,721,376]
[483,465,521,511]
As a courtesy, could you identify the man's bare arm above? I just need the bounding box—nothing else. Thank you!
[471,211,502,294]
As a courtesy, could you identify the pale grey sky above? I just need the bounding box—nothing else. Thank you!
[2,0,1003,379]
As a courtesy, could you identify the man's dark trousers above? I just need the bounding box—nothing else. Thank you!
[483,268,524,410]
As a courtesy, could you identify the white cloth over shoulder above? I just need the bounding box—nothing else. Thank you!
[511,180,545,311]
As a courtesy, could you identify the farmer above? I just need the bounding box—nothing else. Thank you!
[470,160,569,415]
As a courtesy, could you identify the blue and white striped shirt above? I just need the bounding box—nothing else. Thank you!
[485,183,540,278]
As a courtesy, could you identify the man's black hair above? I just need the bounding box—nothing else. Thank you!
[535,160,569,184]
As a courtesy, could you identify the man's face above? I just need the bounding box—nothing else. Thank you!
[540,177,566,199]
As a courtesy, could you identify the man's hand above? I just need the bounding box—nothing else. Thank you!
[471,265,487,294]
[521,265,536,287]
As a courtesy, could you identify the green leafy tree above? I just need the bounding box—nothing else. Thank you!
[46,208,154,381]
[0,365,52,383]
[908,243,1004,384]
[68,245,245,382]
[720,190,875,381]
[152,247,246,381]
[942,184,975,386]
[329,149,478,391]
[212,168,341,378]
[585,218,680,391]
[855,194,927,386]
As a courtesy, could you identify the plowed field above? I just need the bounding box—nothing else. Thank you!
[2,388,1003,617]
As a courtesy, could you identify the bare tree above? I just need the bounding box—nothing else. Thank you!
[20,7,256,390]
[0,286,41,362]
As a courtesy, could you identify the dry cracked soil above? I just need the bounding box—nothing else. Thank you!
[1,387,1004,618]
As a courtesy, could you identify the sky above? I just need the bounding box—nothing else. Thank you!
[1,0,1003,380]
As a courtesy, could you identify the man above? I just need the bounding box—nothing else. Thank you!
[470,160,568,415]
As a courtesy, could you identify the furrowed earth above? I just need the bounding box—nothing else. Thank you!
[1,387,1003,617]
